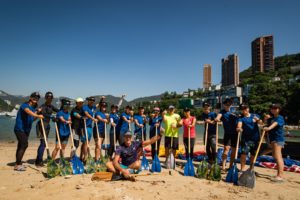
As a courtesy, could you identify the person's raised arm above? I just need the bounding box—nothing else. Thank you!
[142,134,162,146]
[117,94,126,108]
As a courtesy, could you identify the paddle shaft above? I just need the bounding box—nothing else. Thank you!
[188,127,191,156]
[40,119,51,157]
[54,121,63,156]
[250,130,266,170]
[113,126,116,151]
[83,118,91,151]
[68,124,76,149]
[215,122,218,153]
[40,120,49,150]
[95,122,100,144]
[204,122,208,153]
[155,126,158,151]
[234,131,241,160]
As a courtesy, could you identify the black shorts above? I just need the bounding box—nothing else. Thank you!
[93,127,105,142]
[223,132,238,148]
[55,135,69,144]
[164,136,179,150]
[240,140,258,156]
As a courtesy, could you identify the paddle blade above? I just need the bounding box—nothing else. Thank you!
[71,154,84,175]
[47,159,60,178]
[238,168,256,188]
[59,157,72,176]
[96,159,107,172]
[85,154,96,174]
[208,159,221,181]
[184,158,195,177]
[225,166,234,183]
[151,155,161,173]
[197,160,209,179]
[141,155,150,171]
[166,153,175,169]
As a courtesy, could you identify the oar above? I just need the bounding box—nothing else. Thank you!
[141,127,150,170]
[40,120,60,178]
[83,118,96,174]
[238,131,266,188]
[208,122,221,181]
[95,122,107,172]
[102,123,109,163]
[197,122,209,178]
[184,126,195,176]
[114,126,117,152]
[166,126,175,170]
[226,131,241,184]
[68,124,84,174]
[151,126,161,172]
[54,121,72,176]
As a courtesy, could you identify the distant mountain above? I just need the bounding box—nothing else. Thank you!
[128,94,163,106]
[0,90,162,111]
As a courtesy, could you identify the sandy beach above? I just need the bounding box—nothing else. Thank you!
[1,140,300,200]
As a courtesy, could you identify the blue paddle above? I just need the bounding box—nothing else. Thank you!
[151,126,161,172]
[225,131,241,184]
[184,126,195,176]
[141,127,150,170]
[68,124,84,174]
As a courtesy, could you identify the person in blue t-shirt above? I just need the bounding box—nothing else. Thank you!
[215,98,239,171]
[116,105,133,144]
[148,107,163,159]
[263,104,285,182]
[14,92,44,171]
[81,96,97,162]
[52,99,72,159]
[236,103,263,171]
[201,102,217,163]
[93,101,109,161]
[108,104,120,158]
[134,106,148,141]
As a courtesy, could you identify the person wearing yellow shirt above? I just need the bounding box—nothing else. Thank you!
[162,105,182,163]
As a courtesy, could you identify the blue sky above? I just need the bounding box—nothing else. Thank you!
[0,0,299,100]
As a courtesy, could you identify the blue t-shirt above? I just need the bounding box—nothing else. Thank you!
[82,105,96,127]
[149,116,162,136]
[14,103,36,134]
[95,111,107,133]
[219,109,238,135]
[268,115,285,143]
[238,114,260,142]
[109,113,119,125]
[202,112,217,137]
[56,110,70,136]
[115,141,142,166]
[117,112,131,134]
[134,114,147,135]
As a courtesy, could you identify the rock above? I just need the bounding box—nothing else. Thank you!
[76,184,84,190]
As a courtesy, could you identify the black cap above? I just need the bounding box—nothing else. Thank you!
[61,98,71,106]
[100,102,107,107]
[125,105,132,110]
[223,98,232,105]
[45,91,53,99]
[86,96,95,102]
[271,103,281,110]
[202,102,210,108]
[138,106,144,110]
[111,104,118,109]
[30,92,41,100]
[183,107,190,112]
[239,103,249,110]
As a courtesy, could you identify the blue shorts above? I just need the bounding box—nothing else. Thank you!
[271,141,285,147]
[56,135,69,145]
[80,127,92,143]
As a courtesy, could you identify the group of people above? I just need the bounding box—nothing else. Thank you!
[13,91,285,182]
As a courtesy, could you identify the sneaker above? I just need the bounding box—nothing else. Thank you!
[271,176,284,183]
[35,162,45,168]
[14,165,26,171]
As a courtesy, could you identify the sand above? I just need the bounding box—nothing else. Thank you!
[1,140,300,200]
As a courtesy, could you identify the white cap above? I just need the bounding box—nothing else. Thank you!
[76,97,84,103]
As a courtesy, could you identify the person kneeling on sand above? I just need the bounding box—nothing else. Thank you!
[106,131,162,179]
